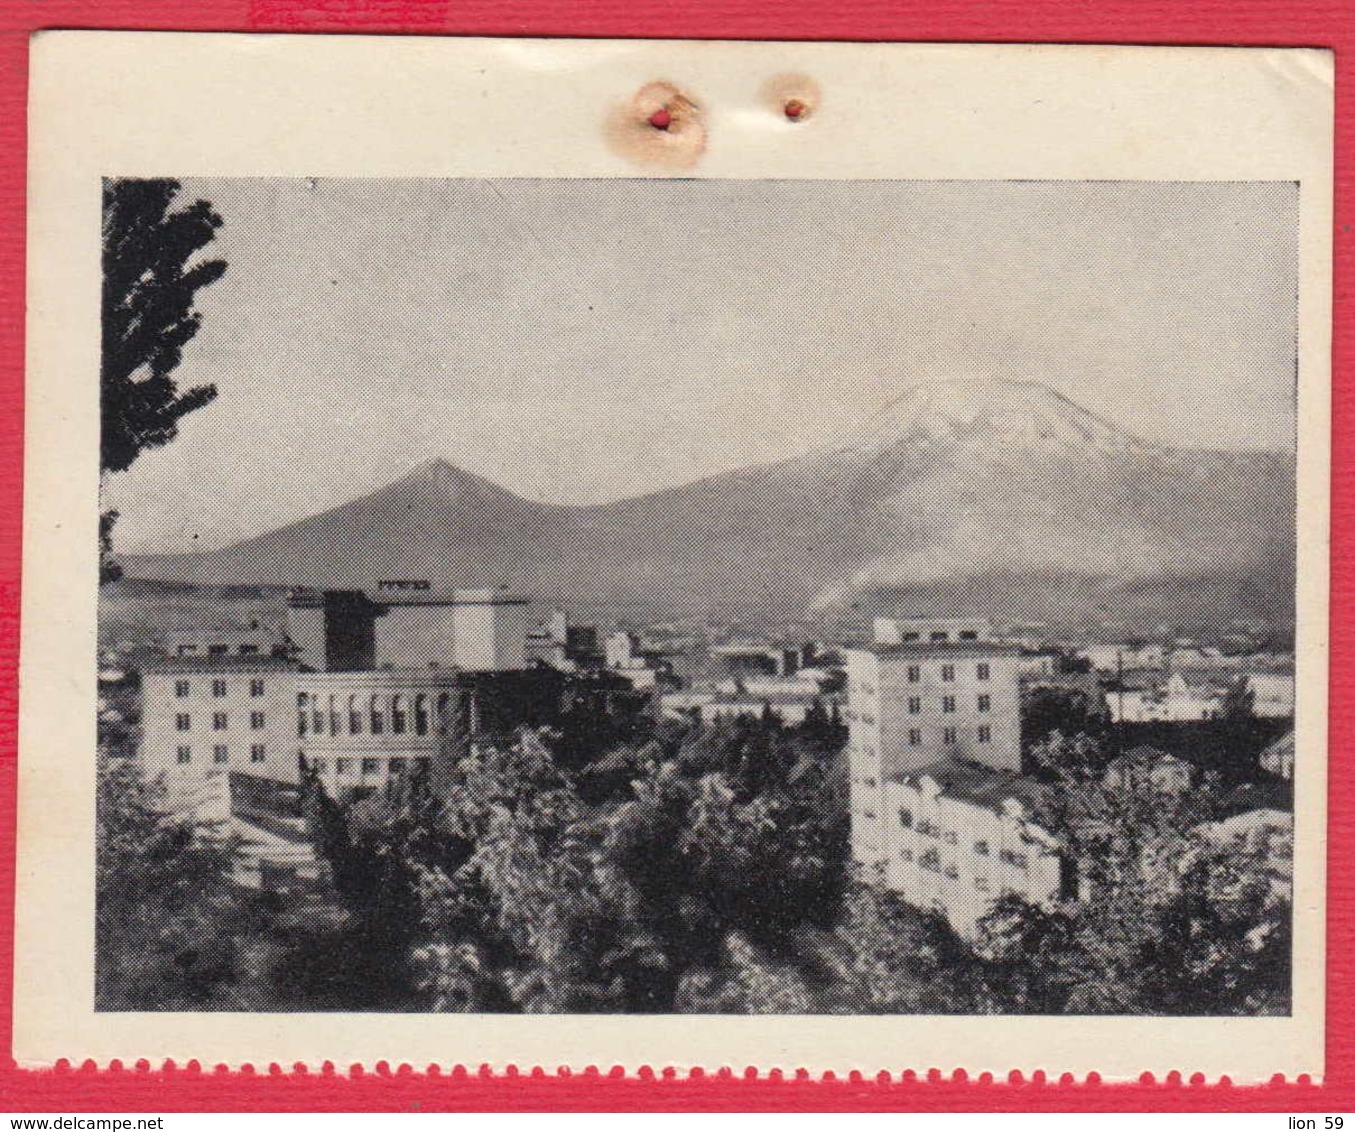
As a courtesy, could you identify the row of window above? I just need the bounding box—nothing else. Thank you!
[174,678,268,698]
[904,725,992,745]
[902,694,991,714]
[904,662,991,683]
[175,744,267,765]
[174,711,267,731]
[896,849,998,892]
[298,692,449,739]
[304,755,430,776]
[896,813,1027,868]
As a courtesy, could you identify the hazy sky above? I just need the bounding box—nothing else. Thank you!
[104,178,1298,553]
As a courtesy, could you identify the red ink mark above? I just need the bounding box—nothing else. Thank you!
[784,98,806,120]
[648,107,672,130]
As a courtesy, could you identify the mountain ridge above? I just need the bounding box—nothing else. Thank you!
[120,379,1295,625]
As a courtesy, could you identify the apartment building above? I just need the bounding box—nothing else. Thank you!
[139,583,562,804]
[140,655,301,790]
[846,618,1067,940]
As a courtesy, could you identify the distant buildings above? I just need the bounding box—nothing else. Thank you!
[524,611,672,689]
[710,641,805,679]
[846,618,1067,940]
[1107,672,1228,723]
[1078,642,1166,673]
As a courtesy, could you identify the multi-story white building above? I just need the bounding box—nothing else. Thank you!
[139,584,564,806]
[140,656,301,791]
[846,620,1069,940]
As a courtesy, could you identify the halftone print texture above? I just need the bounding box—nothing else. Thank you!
[96,179,1297,1017]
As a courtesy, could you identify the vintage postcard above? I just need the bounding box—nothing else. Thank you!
[16,33,1332,1079]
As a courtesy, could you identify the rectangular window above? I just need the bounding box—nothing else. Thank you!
[975,876,991,892]
[944,830,958,846]
[977,662,991,681]
[908,696,921,714]
[311,757,328,772]
[174,680,190,697]
[251,711,266,729]
[899,809,913,828]
[240,644,260,655]
[907,665,920,683]
[389,757,406,773]
[213,712,228,730]
[900,848,914,862]
[943,726,957,745]
[930,631,948,642]
[941,664,956,682]
[978,725,992,743]
[362,758,381,775]
[944,864,959,880]
[212,679,228,697]
[335,757,352,775]
[175,713,191,731]
[250,678,265,697]
[208,645,229,656]
[213,744,228,764]
[960,631,978,641]
[250,744,266,763]
[176,745,191,764]
[942,695,956,713]
[977,694,991,712]
[908,728,922,745]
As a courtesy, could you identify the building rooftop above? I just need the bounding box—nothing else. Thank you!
[287,586,529,608]
[710,691,833,707]
[141,656,302,674]
[888,758,1050,813]
[853,641,1021,659]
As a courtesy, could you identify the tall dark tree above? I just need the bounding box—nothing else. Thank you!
[100,179,226,580]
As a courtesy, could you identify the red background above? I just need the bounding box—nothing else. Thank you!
[0,0,1347,1112]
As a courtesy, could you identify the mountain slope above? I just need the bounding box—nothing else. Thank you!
[121,380,1296,625]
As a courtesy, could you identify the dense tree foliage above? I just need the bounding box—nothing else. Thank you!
[980,736,1291,1015]
[1022,684,1110,750]
[100,693,1287,1016]
[96,753,260,1009]
[279,713,849,1012]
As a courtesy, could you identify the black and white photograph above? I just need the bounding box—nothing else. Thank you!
[93,174,1299,1018]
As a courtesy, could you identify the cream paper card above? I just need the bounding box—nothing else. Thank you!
[18,33,1332,1079]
